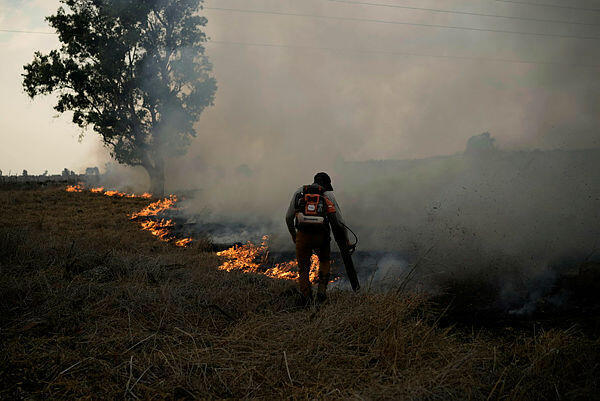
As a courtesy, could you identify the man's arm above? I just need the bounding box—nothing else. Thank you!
[285,189,300,242]
[324,191,349,243]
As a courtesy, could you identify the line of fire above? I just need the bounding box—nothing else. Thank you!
[65,182,325,283]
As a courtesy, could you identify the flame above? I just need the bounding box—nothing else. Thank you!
[129,195,193,246]
[104,190,126,197]
[174,238,193,247]
[66,183,84,192]
[67,184,151,199]
[217,236,322,282]
[139,219,175,241]
[64,184,335,279]
[131,196,178,219]
[65,185,194,247]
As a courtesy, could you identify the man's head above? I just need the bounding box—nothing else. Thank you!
[314,172,333,191]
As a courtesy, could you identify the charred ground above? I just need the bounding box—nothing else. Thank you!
[1,185,599,400]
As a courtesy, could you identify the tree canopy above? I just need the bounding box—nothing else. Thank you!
[23,0,217,195]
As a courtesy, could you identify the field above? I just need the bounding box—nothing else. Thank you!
[1,185,599,400]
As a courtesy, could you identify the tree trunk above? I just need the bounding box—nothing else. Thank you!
[149,170,165,197]
[144,158,165,197]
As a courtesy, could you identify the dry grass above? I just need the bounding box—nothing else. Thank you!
[0,185,598,400]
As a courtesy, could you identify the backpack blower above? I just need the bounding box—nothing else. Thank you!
[295,184,360,292]
[330,214,360,292]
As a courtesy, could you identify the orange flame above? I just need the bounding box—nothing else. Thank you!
[66,183,84,192]
[217,236,321,282]
[64,185,335,279]
[104,190,125,197]
[131,196,178,219]
[67,184,151,199]
[139,219,175,241]
[65,185,194,247]
[174,238,193,247]
[130,196,193,247]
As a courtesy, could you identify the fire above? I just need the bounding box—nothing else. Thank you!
[217,236,321,282]
[103,189,139,197]
[139,219,175,241]
[66,183,84,192]
[174,238,193,247]
[131,196,178,219]
[65,184,194,247]
[64,184,334,279]
[129,195,193,246]
[66,184,151,199]
[130,197,194,246]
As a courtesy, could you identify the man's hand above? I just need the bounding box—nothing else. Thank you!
[291,232,297,244]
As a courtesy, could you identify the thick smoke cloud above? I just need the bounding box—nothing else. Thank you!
[168,0,599,222]
[181,0,600,165]
[161,1,600,306]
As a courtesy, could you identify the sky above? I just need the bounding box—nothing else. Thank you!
[0,0,106,175]
[0,0,599,175]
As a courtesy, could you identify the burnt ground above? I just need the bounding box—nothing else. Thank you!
[1,184,599,400]
[431,271,600,337]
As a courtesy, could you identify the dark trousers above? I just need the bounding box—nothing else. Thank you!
[295,230,331,297]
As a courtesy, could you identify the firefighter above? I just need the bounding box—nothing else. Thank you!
[285,172,351,305]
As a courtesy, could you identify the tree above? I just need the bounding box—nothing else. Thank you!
[23,0,217,196]
[465,132,497,155]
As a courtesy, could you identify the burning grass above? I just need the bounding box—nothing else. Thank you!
[217,235,322,282]
[66,185,193,247]
[65,183,83,192]
[0,185,598,400]
[130,195,179,219]
[67,182,152,198]
[128,195,192,247]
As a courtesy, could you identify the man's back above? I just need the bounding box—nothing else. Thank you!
[284,172,354,303]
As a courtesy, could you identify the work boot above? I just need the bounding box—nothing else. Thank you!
[317,273,330,296]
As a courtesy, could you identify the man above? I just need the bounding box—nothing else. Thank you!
[285,172,350,304]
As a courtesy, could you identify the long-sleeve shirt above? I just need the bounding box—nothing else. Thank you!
[285,186,348,240]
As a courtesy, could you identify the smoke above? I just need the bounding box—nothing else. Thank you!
[10,0,595,310]
[153,1,600,311]
[165,0,599,208]
[182,0,599,163]
[95,163,150,193]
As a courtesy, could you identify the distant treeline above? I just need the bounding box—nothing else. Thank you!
[0,168,100,186]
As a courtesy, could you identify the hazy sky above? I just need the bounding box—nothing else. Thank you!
[1,0,599,175]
